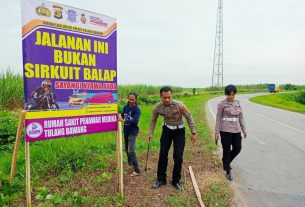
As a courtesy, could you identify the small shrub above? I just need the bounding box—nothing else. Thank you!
[0,171,24,206]
[137,95,159,105]
[96,172,112,183]
[295,91,305,105]
[0,110,20,151]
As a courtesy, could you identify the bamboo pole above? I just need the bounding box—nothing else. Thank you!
[118,121,124,196]
[116,120,124,196]
[189,166,205,207]
[26,142,31,207]
[10,110,26,182]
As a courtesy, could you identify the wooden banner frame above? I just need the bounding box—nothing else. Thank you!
[10,111,124,207]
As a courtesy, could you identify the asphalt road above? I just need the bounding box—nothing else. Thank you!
[206,94,305,207]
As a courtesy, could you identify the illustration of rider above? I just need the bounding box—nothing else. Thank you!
[26,79,59,111]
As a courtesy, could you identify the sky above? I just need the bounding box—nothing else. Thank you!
[0,0,304,87]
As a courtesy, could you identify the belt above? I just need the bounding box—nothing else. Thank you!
[222,117,238,122]
[164,123,185,130]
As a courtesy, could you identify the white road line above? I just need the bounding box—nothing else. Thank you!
[251,134,267,145]
[208,100,216,120]
[249,109,305,136]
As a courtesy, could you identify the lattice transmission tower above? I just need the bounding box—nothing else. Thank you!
[212,0,224,87]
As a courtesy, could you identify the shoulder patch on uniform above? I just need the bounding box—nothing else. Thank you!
[217,103,224,110]
[180,106,187,114]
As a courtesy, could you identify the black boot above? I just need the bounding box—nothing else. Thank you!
[226,170,233,181]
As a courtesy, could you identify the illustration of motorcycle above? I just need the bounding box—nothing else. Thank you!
[25,91,59,111]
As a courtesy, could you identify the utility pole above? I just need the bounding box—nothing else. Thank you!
[212,0,224,87]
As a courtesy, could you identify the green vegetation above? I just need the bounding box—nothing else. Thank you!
[0,91,232,206]
[165,193,195,207]
[0,69,237,206]
[3,69,305,206]
[295,91,305,105]
[0,110,20,151]
[205,83,305,95]
[0,69,24,110]
[203,182,233,207]
[250,92,305,114]
[118,84,183,99]
[205,84,270,94]
[282,83,305,91]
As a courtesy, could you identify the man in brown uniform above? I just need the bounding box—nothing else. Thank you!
[215,84,247,181]
[149,86,197,190]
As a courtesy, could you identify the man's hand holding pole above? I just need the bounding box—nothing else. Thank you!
[118,114,124,122]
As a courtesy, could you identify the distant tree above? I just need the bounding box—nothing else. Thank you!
[284,84,297,90]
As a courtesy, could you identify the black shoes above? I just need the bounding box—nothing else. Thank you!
[152,181,182,190]
[226,170,233,181]
[171,182,182,190]
[151,181,167,189]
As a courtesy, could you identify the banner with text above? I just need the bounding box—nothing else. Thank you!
[21,0,117,142]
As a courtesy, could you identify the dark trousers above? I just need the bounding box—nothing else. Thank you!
[157,125,185,183]
[220,131,242,173]
[124,134,140,173]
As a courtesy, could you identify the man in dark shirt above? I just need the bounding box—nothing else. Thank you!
[119,92,141,176]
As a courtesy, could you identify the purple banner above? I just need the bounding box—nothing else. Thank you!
[21,0,118,142]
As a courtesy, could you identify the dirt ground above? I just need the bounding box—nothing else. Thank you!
[122,138,229,207]
[16,136,230,207]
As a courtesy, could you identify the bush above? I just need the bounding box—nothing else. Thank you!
[137,94,149,105]
[137,95,159,105]
[0,171,24,206]
[0,110,20,151]
[284,84,297,91]
[295,91,305,105]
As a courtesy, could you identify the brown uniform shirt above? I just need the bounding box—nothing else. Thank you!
[215,99,247,134]
[149,99,196,136]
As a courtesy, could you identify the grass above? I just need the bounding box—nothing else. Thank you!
[164,193,195,207]
[181,94,217,154]
[202,182,233,207]
[0,93,233,206]
[0,69,24,110]
[0,98,171,206]
[0,69,232,206]
[250,92,305,114]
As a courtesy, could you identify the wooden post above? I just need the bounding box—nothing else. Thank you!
[116,130,120,173]
[116,121,124,196]
[10,110,26,182]
[116,127,120,191]
[26,142,31,207]
[189,166,206,207]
